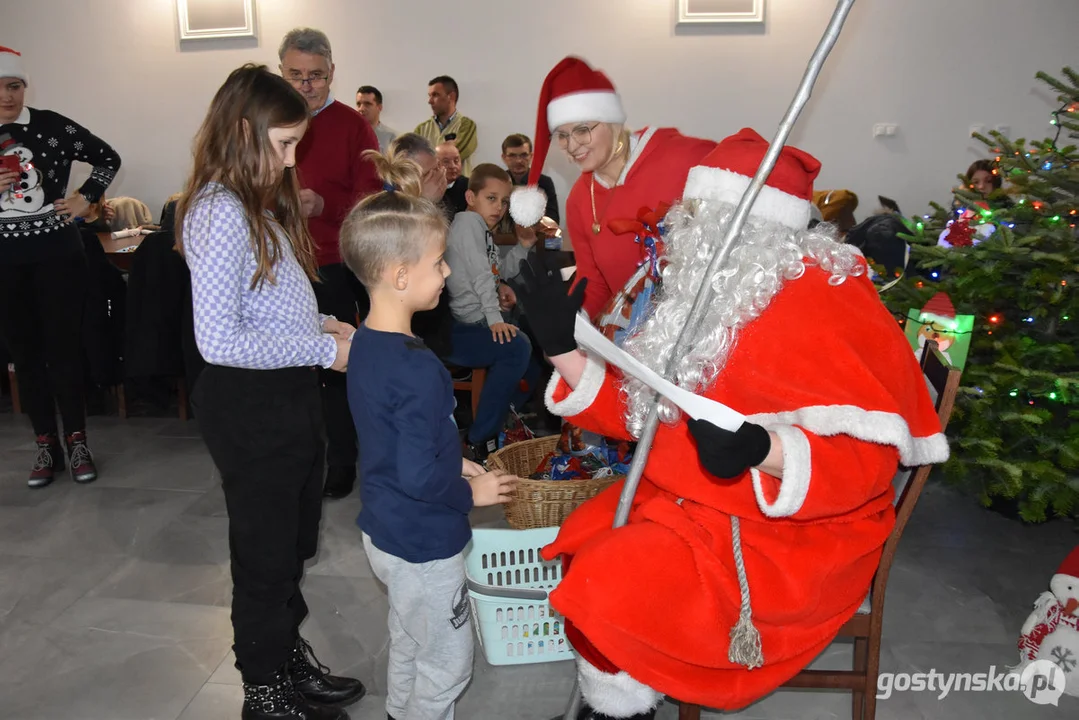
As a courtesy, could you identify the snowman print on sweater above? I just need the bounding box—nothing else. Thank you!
[0,139,48,216]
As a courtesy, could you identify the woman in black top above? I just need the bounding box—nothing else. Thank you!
[0,46,121,488]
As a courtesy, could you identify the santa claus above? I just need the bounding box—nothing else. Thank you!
[513,128,949,719]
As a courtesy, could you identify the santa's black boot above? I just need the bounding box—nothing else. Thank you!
[289,637,366,708]
[549,703,659,720]
[241,667,348,720]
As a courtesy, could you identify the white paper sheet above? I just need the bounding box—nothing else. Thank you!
[573,315,745,431]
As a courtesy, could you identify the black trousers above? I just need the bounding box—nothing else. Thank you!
[0,252,88,436]
[193,364,324,683]
[311,263,368,469]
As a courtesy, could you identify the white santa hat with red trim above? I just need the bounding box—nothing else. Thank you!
[0,47,27,84]
[683,127,821,230]
[510,56,626,227]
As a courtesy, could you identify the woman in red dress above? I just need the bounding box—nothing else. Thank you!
[510,56,717,319]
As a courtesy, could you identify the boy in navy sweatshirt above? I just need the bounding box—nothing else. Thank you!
[340,152,517,720]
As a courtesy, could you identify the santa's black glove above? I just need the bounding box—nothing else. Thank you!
[511,253,587,357]
[687,419,772,480]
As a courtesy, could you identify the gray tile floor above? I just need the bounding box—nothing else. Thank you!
[0,414,1075,719]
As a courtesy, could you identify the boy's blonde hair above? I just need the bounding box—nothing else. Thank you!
[341,149,448,289]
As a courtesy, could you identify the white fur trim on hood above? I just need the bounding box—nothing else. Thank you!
[683,166,811,230]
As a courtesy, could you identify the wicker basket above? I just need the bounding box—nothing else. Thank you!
[487,436,620,530]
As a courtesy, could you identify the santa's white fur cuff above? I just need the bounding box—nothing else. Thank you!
[750,423,811,517]
[577,657,661,717]
[545,351,606,418]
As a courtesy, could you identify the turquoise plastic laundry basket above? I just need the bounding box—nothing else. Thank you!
[464,527,575,666]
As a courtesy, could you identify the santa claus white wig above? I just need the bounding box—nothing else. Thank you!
[620,199,866,438]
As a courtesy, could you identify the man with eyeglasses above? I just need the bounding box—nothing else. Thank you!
[501,134,559,224]
[279,28,381,502]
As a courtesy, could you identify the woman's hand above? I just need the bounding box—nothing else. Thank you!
[323,317,356,341]
[515,223,539,249]
[421,164,448,203]
[490,322,518,344]
[0,168,18,191]
[53,194,91,223]
[498,283,517,311]
[330,336,351,372]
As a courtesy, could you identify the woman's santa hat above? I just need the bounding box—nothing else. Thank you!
[683,127,820,230]
[510,56,626,227]
[0,47,27,85]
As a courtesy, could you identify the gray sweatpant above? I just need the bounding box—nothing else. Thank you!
[363,534,474,720]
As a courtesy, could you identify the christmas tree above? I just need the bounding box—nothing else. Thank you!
[883,67,1079,523]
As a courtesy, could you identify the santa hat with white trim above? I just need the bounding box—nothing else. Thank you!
[510,56,626,227]
[683,127,820,230]
[0,47,28,85]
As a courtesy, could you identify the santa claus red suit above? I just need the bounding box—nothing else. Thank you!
[509,56,716,319]
[515,129,949,718]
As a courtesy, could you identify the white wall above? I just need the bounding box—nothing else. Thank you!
[3,0,1076,227]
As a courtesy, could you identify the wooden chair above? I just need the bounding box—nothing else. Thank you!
[678,343,961,720]
[450,366,487,419]
[7,363,20,414]
[7,366,188,421]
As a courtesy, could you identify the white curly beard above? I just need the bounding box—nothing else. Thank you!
[620,199,866,438]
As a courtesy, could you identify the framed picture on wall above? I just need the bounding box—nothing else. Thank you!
[677,0,765,24]
[177,0,257,40]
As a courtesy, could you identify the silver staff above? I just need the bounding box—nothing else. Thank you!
[562,0,858,717]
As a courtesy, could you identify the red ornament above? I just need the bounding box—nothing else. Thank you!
[946,217,976,247]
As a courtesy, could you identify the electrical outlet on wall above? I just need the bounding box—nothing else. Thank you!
[872,123,898,138]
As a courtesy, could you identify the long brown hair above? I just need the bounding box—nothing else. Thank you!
[176,64,316,288]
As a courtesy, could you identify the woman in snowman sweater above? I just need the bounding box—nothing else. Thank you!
[0,46,121,488]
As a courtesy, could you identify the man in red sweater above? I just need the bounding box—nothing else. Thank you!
[280,28,382,499]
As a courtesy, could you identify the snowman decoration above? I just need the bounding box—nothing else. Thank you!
[0,134,48,216]
[1015,546,1079,697]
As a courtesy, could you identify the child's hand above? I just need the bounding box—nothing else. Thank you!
[323,317,356,341]
[490,322,518,344]
[468,469,517,507]
[462,458,485,478]
[330,336,351,372]
[498,284,517,311]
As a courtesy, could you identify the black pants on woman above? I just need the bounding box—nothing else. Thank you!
[193,364,324,683]
[0,252,88,435]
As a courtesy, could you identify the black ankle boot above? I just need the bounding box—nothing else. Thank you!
[322,466,355,499]
[241,667,348,720]
[289,638,366,708]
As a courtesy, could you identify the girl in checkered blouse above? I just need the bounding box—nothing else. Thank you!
[176,64,364,720]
